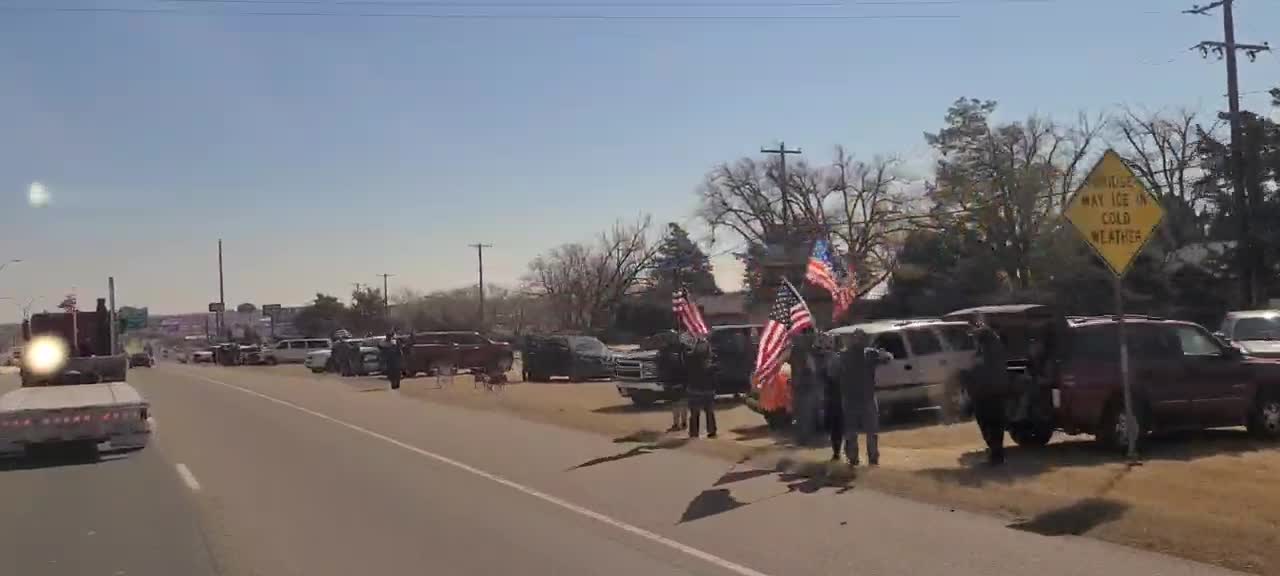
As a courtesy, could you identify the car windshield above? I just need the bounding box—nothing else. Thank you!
[1233,317,1280,340]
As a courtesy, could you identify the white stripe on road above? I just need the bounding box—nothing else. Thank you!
[176,463,202,492]
[188,372,773,576]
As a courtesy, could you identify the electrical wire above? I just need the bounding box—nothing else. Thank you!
[0,5,961,18]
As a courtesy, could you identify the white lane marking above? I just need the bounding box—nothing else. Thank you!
[176,463,202,492]
[187,372,772,576]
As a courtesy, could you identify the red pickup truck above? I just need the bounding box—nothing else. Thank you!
[1006,315,1280,451]
[403,332,513,378]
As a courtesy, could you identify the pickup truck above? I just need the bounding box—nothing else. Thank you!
[3,310,152,457]
[615,325,760,406]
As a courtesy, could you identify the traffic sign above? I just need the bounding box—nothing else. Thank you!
[209,302,224,313]
[119,307,148,331]
[1064,149,1165,277]
[262,304,282,315]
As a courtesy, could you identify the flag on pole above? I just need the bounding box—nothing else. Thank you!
[753,280,813,388]
[806,239,853,321]
[672,288,709,337]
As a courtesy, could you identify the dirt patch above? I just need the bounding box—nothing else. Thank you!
[330,369,1280,575]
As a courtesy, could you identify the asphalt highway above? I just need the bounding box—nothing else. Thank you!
[0,363,1243,576]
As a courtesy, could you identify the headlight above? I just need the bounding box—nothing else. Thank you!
[25,335,69,376]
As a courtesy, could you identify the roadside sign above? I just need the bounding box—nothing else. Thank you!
[1064,149,1165,277]
[209,302,224,313]
[262,304,282,315]
[119,307,148,331]
[1063,148,1164,462]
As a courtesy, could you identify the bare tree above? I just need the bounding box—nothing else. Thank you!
[826,148,916,296]
[698,149,915,297]
[1113,107,1217,247]
[926,98,1104,290]
[524,217,658,331]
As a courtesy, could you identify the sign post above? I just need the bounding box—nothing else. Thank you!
[1064,149,1165,460]
[262,304,281,339]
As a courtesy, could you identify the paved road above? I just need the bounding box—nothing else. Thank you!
[0,363,1242,576]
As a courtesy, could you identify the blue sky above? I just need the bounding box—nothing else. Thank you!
[1,0,1277,322]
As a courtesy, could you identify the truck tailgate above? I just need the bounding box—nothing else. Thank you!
[0,382,146,412]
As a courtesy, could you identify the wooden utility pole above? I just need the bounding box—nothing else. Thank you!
[760,141,803,227]
[469,243,492,329]
[1186,0,1271,307]
[377,273,394,321]
[217,239,225,339]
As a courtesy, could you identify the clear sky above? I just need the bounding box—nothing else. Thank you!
[1,0,1277,322]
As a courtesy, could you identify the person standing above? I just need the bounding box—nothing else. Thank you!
[656,332,689,433]
[790,332,820,445]
[839,330,892,466]
[685,336,717,439]
[819,335,846,461]
[381,332,404,390]
[969,321,1011,465]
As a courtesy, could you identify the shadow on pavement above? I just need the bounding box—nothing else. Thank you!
[0,444,135,472]
[680,489,746,523]
[593,396,744,416]
[570,437,691,470]
[1009,498,1130,536]
[919,428,1274,487]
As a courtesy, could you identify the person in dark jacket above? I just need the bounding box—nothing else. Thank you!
[381,333,404,390]
[685,336,717,438]
[655,332,689,432]
[839,330,893,466]
[339,339,356,377]
[969,321,1011,465]
[790,331,821,445]
[816,334,846,461]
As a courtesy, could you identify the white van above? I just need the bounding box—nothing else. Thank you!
[828,319,978,418]
[263,338,332,364]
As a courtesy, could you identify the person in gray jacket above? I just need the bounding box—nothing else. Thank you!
[839,329,893,466]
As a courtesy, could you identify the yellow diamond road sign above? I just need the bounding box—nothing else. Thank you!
[1064,149,1165,277]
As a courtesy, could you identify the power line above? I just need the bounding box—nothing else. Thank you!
[163,0,844,6]
[0,6,960,18]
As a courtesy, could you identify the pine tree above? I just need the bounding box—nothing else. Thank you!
[651,223,719,295]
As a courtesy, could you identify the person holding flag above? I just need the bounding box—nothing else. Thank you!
[669,288,709,433]
[752,279,814,423]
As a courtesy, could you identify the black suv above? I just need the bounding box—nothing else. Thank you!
[521,335,615,382]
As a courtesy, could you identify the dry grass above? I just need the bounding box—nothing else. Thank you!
[363,370,1280,575]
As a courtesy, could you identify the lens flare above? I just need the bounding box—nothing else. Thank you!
[28,182,50,208]
[24,335,69,376]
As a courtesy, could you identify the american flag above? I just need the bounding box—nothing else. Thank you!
[753,281,813,388]
[672,288,709,337]
[58,293,78,313]
[806,239,853,321]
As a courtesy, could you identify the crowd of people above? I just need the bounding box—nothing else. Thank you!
[655,317,1027,468]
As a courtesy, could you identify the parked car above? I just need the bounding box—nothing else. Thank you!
[961,310,1280,451]
[304,340,382,375]
[263,338,332,364]
[521,335,614,382]
[615,325,761,406]
[3,347,21,367]
[239,345,270,366]
[190,347,215,364]
[408,332,514,377]
[1217,310,1280,358]
[127,351,154,368]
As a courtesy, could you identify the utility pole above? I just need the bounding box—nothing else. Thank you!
[469,243,492,329]
[108,277,118,355]
[217,239,226,340]
[760,142,803,227]
[1186,1,1271,307]
[377,273,393,320]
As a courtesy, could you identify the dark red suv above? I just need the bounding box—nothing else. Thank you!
[1051,316,1280,450]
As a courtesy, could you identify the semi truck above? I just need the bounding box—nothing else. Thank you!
[0,299,151,457]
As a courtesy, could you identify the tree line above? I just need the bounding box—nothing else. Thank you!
[290,91,1279,338]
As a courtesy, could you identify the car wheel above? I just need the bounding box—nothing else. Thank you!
[1247,393,1280,439]
[1097,401,1142,454]
[1010,421,1054,448]
[629,390,658,407]
[266,357,278,366]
